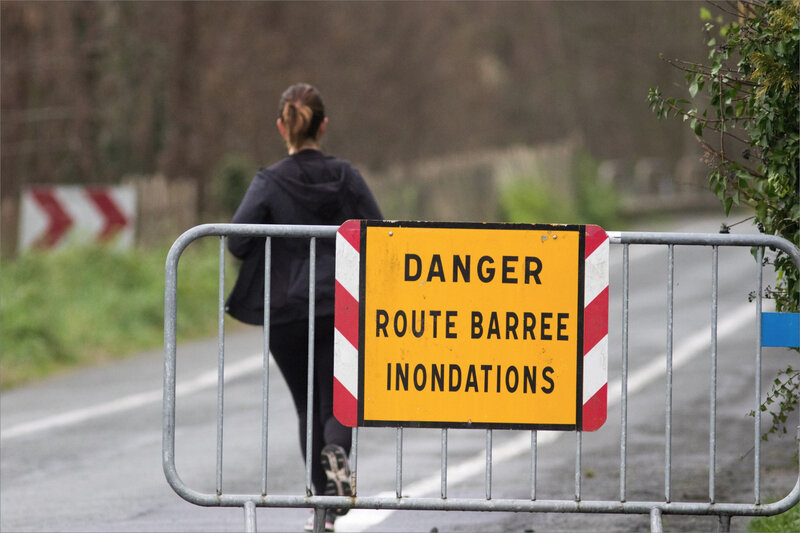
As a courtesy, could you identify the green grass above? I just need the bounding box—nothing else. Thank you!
[748,503,800,532]
[1,238,234,389]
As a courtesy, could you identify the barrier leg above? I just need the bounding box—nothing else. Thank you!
[649,507,663,533]
[717,514,731,533]
[312,508,326,533]
[243,501,257,533]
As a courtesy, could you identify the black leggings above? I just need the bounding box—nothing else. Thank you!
[269,315,351,495]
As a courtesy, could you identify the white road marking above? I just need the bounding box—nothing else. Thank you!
[1,353,266,441]
[335,301,755,532]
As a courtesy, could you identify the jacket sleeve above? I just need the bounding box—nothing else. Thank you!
[228,172,271,259]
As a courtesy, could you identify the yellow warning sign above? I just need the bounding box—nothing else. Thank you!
[360,221,584,429]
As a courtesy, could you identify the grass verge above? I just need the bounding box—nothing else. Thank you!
[1,238,234,389]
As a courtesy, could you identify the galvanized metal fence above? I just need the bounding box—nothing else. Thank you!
[163,223,800,533]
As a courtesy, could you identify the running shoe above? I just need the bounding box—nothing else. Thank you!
[320,443,352,516]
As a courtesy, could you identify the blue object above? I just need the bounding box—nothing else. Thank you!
[761,312,800,347]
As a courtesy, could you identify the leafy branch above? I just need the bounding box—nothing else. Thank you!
[749,366,800,441]
[651,0,799,440]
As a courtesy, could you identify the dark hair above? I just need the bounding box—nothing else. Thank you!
[278,83,325,150]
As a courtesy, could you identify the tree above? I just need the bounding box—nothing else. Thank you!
[648,0,799,439]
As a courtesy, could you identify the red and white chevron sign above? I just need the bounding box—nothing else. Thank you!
[334,221,609,430]
[19,185,136,251]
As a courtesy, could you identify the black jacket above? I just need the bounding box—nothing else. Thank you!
[226,149,382,326]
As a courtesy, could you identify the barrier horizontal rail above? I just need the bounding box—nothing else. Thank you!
[163,223,800,533]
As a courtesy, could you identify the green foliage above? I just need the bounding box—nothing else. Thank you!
[573,152,623,228]
[209,154,256,217]
[0,239,231,388]
[499,179,578,225]
[749,366,799,441]
[376,183,421,221]
[498,151,623,228]
[748,502,799,532]
[649,0,799,440]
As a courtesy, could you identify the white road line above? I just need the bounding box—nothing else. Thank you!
[1,353,266,441]
[335,301,755,532]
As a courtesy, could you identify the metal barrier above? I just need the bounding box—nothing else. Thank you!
[163,223,800,532]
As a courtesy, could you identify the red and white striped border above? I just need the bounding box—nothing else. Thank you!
[333,222,610,430]
[582,225,609,431]
[333,220,361,426]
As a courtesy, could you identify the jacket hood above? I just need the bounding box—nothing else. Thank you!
[267,150,348,219]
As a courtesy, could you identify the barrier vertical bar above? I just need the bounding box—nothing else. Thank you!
[396,427,403,498]
[216,236,226,495]
[531,430,538,501]
[261,237,271,496]
[665,244,674,502]
[351,427,359,497]
[754,246,763,504]
[575,431,582,501]
[485,429,493,500]
[441,429,448,499]
[709,246,719,503]
[620,243,630,502]
[305,238,317,496]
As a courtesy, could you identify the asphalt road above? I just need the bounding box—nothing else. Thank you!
[2,213,797,533]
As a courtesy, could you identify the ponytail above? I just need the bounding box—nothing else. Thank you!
[278,83,325,151]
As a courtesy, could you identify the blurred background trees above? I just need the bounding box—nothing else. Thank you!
[2,1,712,255]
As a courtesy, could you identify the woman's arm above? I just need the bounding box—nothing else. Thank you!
[228,172,271,258]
